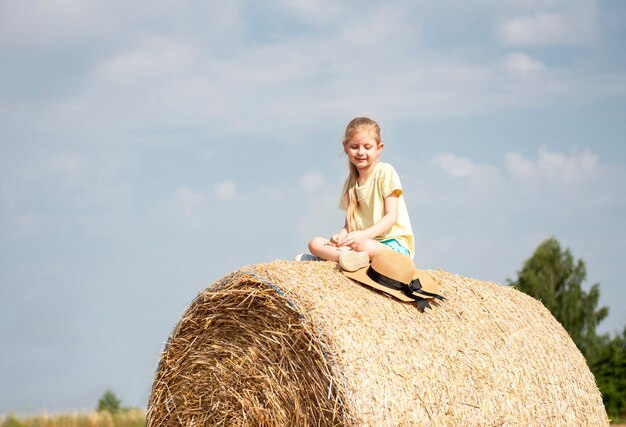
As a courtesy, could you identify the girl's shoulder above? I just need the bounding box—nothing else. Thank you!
[374,162,398,176]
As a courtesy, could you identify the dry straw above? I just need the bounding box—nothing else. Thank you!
[147,260,608,426]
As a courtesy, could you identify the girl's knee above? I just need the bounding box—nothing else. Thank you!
[308,236,327,252]
[355,240,389,257]
[353,240,373,255]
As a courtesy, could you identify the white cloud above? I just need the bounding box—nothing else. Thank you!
[436,153,476,178]
[299,171,325,192]
[44,3,482,135]
[505,152,535,180]
[506,146,598,184]
[537,147,598,182]
[5,149,132,208]
[498,13,567,45]
[0,0,242,49]
[270,0,345,27]
[503,52,545,78]
[503,147,626,210]
[434,153,502,196]
[436,153,500,182]
[94,38,196,86]
[0,1,106,46]
[2,0,613,147]
[337,4,417,49]
[496,1,597,46]
[214,180,237,200]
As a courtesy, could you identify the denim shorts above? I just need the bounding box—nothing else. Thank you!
[381,238,411,256]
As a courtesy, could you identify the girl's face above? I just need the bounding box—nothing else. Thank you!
[344,130,384,172]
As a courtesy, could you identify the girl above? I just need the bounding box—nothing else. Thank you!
[299,117,414,272]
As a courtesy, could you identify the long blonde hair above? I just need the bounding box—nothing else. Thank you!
[341,117,382,232]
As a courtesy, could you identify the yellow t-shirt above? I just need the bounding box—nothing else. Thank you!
[339,162,415,257]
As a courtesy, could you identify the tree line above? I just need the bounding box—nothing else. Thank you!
[508,237,626,419]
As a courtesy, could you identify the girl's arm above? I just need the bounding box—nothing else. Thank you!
[342,193,399,247]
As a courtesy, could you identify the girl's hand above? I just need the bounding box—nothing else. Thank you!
[342,231,368,249]
[329,234,342,247]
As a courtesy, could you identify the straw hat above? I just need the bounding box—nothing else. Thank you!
[341,250,444,307]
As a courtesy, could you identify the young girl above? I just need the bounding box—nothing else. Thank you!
[299,117,414,272]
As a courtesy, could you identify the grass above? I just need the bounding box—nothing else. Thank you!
[0,409,145,427]
[611,415,626,425]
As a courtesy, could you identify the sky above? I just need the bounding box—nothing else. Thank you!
[1,0,626,415]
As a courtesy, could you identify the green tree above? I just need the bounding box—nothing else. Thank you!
[508,237,626,418]
[507,237,608,362]
[593,327,626,419]
[97,389,122,413]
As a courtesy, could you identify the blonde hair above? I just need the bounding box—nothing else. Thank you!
[341,117,382,232]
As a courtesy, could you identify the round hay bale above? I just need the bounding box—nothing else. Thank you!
[147,260,608,426]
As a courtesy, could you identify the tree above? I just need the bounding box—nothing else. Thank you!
[97,389,122,413]
[593,327,626,419]
[509,237,626,419]
[508,237,608,362]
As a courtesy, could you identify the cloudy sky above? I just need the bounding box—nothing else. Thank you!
[1,0,625,415]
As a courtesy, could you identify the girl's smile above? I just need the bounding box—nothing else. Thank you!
[344,131,384,174]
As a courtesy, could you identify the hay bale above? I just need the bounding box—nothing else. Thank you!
[147,260,608,426]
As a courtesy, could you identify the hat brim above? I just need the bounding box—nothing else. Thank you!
[412,270,441,299]
[343,266,416,302]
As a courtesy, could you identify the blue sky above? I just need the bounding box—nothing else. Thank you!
[1,0,625,414]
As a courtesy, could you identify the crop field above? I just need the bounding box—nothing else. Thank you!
[0,409,145,427]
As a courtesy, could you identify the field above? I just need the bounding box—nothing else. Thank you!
[0,410,145,427]
[1,410,624,426]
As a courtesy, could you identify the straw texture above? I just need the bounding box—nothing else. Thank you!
[147,260,608,426]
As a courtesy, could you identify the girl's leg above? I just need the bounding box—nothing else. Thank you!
[337,239,392,271]
[308,237,393,271]
[310,237,391,261]
[308,237,350,261]
[353,239,392,259]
